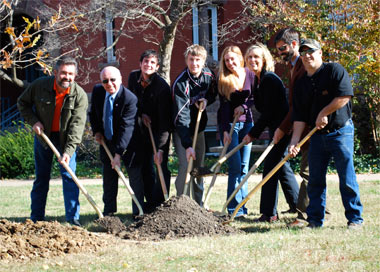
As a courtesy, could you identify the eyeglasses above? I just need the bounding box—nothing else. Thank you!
[102,78,117,84]
[277,44,288,52]
[300,48,318,56]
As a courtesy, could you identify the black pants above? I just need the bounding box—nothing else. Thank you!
[260,133,299,216]
[141,132,171,212]
[100,141,143,215]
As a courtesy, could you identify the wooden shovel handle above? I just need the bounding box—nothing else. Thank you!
[146,123,169,200]
[40,132,104,219]
[228,127,318,222]
[203,115,239,209]
[100,139,144,215]
[221,140,275,214]
[184,101,204,195]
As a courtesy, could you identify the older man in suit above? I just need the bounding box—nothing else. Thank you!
[89,66,141,217]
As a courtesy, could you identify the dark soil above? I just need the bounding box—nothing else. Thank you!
[118,195,240,241]
[0,195,239,262]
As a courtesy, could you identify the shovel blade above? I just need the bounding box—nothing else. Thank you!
[190,166,215,178]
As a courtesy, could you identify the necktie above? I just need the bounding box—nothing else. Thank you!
[104,95,113,140]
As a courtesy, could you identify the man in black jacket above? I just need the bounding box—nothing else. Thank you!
[128,49,172,211]
[89,66,141,217]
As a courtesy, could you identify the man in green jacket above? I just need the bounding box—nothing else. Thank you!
[17,56,88,226]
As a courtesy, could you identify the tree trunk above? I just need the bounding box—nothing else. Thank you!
[158,22,178,85]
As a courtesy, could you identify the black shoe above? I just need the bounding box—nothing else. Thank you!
[281,208,297,214]
[68,219,82,227]
[104,212,115,217]
[254,214,278,223]
[306,222,321,229]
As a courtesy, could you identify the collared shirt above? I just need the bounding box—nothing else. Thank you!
[292,62,353,129]
[290,55,299,68]
[51,80,70,132]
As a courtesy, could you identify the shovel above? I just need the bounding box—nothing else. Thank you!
[221,140,275,214]
[40,132,104,219]
[191,140,246,178]
[146,123,169,201]
[183,101,204,195]
[100,139,144,216]
[202,115,239,209]
[224,127,318,224]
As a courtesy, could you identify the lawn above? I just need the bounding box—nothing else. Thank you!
[0,174,379,271]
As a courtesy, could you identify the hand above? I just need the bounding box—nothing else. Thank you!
[59,153,71,165]
[288,140,300,158]
[195,98,207,111]
[142,114,151,127]
[94,132,104,144]
[111,153,121,169]
[186,147,196,162]
[154,150,163,165]
[316,113,328,130]
[32,121,44,135]
[223,131,232,146]
[243,133,254,144]
[273,128,285,144]
[233,106,244,117]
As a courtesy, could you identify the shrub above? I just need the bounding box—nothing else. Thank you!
[0,123,35,179]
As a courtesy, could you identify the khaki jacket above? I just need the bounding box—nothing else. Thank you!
[17,76,88,156]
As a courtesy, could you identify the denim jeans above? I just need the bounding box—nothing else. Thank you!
[221,121,253,216]
[31,133,80,222]
[307,119,363,226]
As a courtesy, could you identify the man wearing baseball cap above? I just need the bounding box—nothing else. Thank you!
[288,38,364,229]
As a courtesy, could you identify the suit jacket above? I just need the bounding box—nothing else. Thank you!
[89,84,140,165]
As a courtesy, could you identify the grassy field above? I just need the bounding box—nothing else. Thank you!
[0,175,379,271]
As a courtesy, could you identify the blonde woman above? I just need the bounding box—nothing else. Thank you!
[243,43,299,223]
[217,45,255,217]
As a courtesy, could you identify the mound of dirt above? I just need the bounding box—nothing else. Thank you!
[0,219,110,262]
[119,195,240,241]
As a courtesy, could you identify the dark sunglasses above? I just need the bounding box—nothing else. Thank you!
[277,44,288,52]
[300,48,318,56]
[102,78,117,84]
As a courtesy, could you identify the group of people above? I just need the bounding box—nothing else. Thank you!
[17,27,363,229]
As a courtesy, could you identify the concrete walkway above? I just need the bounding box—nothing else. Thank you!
[1,173,380,187]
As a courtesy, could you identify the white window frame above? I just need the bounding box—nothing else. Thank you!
[105,10,116,63]
[192,5,218,61]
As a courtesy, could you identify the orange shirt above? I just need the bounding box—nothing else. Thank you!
[51,80,70,132]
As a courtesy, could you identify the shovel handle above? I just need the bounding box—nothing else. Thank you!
[101,140,144,216]
[228,127,318,222]
[184,101,204,195]
[146,123,169,200]
[211,141,246,172]
[40,132,104,219]
[221,140,275,214]
[203,115,239,209]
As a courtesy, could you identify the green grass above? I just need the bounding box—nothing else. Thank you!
[1,175,379,271]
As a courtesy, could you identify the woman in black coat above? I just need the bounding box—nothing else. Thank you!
[243,43,299,223]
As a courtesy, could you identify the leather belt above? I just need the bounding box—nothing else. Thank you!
[316,119,351,134]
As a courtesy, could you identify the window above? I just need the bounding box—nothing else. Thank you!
[105,10,116,63]
[192,5,218,62]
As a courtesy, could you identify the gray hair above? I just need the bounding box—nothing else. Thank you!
[54,56,78,73]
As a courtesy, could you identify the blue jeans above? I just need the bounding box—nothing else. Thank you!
[307,119,363,226]
[31,133,80,222]
[221,121,253,216]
